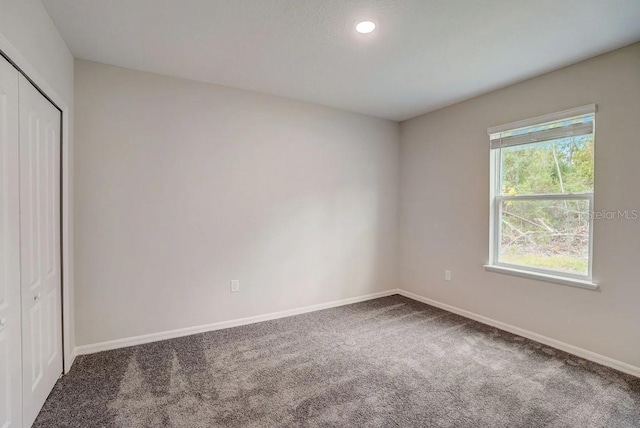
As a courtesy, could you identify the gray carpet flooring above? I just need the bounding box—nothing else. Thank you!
[35,295,640,427]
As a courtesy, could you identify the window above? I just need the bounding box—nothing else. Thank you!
[487,105,596,287]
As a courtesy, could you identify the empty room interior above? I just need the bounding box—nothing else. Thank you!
[1,1,640,427]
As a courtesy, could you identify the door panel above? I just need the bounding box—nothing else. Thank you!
[19,74,62,428]
[0,55,21,428]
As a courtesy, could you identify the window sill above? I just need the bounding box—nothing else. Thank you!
[484,265,599,291]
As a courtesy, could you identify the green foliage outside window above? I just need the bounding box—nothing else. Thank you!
[498,135,594,275]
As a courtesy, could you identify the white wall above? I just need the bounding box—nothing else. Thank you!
[0,0,73,102]
[399,43,640,368]
[74,60,399,346]
[0,0,75,369]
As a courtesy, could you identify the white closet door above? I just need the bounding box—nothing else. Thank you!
[0,55,22,428]
[19,74,63,427]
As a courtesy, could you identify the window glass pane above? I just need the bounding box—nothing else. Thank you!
[500,135,594,196]
[499,199,589,276]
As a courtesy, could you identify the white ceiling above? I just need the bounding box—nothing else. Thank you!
[42,0,640,121]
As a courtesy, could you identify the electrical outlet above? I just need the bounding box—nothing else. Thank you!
[230,280,240,293]
[445,270,452,281]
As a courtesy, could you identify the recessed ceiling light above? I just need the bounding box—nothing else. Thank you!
[355,21,376,34]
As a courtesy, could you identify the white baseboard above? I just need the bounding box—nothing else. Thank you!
[74,287,639,379]
[75,289,401,356]
[397,289,640,378]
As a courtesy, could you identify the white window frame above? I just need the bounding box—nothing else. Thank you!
[485,105,598,290]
